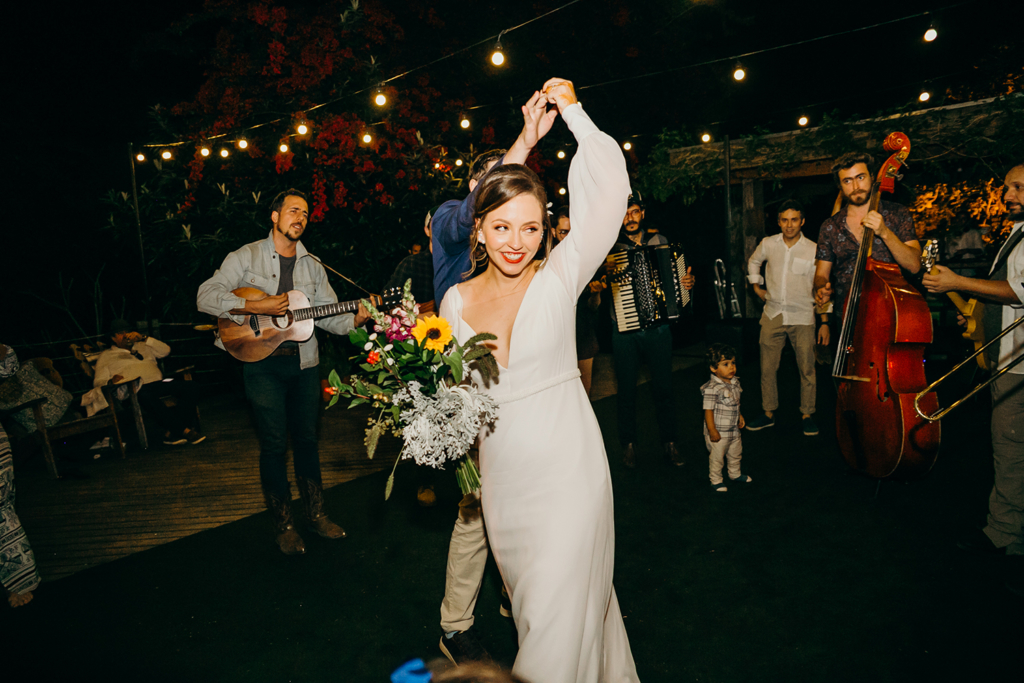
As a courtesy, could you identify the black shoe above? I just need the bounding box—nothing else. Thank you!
[956,528,1005,556]
[664,442,684,467]
[499,586,512,618]
[622,443,636,469]
[1005,556,1024,597]
[439,629,490,665]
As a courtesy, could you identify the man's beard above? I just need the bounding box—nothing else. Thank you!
[846,190,870,207]
[623,221,641,233]
[1007,203,1023,221]
[276,223,303,241]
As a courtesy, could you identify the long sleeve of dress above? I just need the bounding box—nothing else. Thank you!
[548,104,631,300]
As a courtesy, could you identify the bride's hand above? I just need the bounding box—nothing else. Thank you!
[520,90,558,150]
[542,78,577,113]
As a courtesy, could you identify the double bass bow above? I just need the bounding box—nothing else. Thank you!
[832,132,941,479]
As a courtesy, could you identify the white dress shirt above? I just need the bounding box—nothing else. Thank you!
[747,233,817,326]
[92,337,171,387]
[991,221,1024,373]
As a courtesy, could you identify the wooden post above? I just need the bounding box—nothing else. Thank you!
[741,179,766,318]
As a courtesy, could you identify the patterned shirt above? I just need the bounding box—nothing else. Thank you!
[815,200,917,309]
[701,374,742,437]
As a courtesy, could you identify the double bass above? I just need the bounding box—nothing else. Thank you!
[832,132,941,478]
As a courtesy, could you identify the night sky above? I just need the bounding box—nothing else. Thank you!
[8,0,1018,339]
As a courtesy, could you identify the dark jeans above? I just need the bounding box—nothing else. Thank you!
[243,356,322,500]
[611,325,678,446]
[136,379,198,436]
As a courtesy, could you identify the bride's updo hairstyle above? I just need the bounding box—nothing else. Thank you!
[467,164,554,273]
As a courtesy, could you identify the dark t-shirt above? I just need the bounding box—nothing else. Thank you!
[815,200,917,308]
[385,251,435,306]
[277,254,298,348]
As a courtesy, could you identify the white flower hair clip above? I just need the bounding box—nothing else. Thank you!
[546,201,553,216]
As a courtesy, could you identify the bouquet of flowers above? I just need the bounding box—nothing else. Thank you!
[325,280,500,499]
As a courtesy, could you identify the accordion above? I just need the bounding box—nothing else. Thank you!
[606,243,690,332]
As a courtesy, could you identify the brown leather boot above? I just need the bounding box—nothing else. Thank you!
[297,476,347,539]
[263,486,306,555]
[664,442,684,467]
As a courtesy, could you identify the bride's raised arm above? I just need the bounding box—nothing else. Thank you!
[544,79,631,299]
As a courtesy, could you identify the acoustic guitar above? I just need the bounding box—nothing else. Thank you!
[920,240,988,371]
[218,287,401,362]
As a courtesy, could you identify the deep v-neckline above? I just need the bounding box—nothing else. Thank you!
[453,269,542,372]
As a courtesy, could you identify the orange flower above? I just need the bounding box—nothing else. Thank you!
[367,351,381,365]
[411,315,453,353]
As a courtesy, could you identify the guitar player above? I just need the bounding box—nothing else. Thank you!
[923,163,1024,594]
[197,188,372,556]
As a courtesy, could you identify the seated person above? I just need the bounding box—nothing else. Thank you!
[93,320,205,446]
[1,343,42,607]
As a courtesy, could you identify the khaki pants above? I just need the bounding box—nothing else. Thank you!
[706,433,742,485]
[759,312,816,415]
[984,372,1024,555]
[439,491,489,632]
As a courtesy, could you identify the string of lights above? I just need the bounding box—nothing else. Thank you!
[140,0,587,150]
[135,2,968,163]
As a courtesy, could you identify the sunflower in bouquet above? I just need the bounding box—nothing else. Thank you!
[325,279,500,499]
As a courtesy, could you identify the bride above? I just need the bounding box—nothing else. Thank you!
[439,78,639,683]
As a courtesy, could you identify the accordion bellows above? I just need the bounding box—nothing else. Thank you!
[606,244,690,332]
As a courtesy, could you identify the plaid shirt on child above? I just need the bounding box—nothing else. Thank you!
[701,375,743,437]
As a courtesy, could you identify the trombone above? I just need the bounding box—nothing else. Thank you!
[914,316,1024,421]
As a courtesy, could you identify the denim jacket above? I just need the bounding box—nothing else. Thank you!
[197,231,355,369]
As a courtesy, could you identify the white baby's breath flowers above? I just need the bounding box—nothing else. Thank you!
[393,381,498,469]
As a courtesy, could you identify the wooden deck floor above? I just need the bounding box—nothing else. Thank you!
[13,350,702,583]
[14,392,392,582]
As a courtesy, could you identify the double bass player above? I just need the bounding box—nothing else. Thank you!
[813,152,923,339]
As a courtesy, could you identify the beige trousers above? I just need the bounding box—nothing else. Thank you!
[706,433,743,485]
[439,491,490,632]
[984,372,1024,555]
[759,312,816,415]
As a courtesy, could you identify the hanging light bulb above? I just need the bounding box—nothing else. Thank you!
[733,64,746,81]
[135,153,145,162]
[558,187,566,196]
[362,133,373,144]
[460,117,470,129]
[491,34,505,66]
[701,133,711,143]
[623,141,632,151]
[919,91,931,102]
[434,162,441,169]
[557,150,566,159]
[161,150,172,160]
[220,149,230,158]
[798,116,809,127]
[279,144,289,153]
[238,139,248,149]
[455,159,463,167]
[200,147,211,157]
[924,26,937,42]
[297,123,308,135]
[374,86,387,107]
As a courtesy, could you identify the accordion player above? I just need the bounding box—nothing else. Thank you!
[606,243,691,332]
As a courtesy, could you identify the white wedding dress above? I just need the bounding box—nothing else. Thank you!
[439,103,639,683]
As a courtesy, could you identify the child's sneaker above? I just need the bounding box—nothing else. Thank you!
[745,414,775,431]
[712,482,728,492]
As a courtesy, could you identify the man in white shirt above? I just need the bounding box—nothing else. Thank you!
[923,164,1023,585]
[94,319,204,446]
[746,200,820,436]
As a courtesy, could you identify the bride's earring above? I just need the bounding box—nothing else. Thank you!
[477,230,484,244]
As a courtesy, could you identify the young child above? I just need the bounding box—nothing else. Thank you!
[701,343,752,492]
